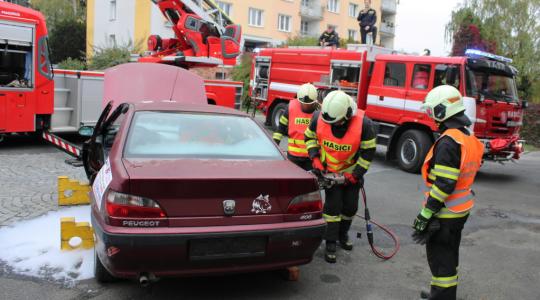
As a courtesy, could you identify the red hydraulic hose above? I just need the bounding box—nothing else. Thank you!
[356,187,400,260]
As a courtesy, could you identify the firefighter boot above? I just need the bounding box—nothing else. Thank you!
[325,241,337,263]
[339,219,353,251]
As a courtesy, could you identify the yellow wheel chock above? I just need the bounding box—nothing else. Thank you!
[58,176,91,206]
[60,217,95,250]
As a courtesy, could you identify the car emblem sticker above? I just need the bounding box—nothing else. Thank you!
[251,194,271,214]
[223,200,236,216]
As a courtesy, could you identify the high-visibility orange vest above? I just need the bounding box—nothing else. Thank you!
[316,111,364,173]
[287,100,314,158]
[422,128,484,214]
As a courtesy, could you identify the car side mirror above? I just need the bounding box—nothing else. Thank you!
[78,126,94,137]
[521,99,528,109]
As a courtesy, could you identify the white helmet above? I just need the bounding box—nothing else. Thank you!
[422,85,466,122]
[297,83,318,104]
[321,90,356,124]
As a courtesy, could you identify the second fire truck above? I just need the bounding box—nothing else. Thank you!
[250,45,527,172]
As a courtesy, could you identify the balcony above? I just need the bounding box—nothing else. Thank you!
[300,5,324,20]
[380,22,395,36]
[381,0,397,15]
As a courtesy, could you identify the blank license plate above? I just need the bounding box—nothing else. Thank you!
[189,236,267,261]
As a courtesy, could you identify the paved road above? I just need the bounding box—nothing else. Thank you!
[0,133,539,300]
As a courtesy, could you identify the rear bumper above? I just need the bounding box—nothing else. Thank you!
[92,214,326,279]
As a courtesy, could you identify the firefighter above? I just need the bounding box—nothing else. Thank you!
[412,85,484,300]
[305,90,376,263]
[319,25,340,48]
[273,83,319,171]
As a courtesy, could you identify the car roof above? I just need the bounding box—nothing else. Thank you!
[129,101,248,116]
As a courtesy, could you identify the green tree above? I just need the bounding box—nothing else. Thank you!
[231,54,253,108]
[446,0,540,102]
[31,0,87,64]
[49,18,86,63]
[30,0,86,30]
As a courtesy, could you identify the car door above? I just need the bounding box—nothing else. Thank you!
[405,63,433,115]
[82,102,128,183]
[367,61,408,124]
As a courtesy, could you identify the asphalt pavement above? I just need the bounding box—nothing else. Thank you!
[0,132,539,300]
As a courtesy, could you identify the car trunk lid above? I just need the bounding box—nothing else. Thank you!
[122,158,318,224]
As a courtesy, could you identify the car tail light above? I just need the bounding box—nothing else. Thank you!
[287,191,323,214]
[105,190,167,227]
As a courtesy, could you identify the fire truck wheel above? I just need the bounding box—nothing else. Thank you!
[271,102,288,131]
[395,129,432,173]
[94,248,117,283]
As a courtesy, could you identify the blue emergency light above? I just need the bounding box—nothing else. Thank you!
[465,49,513,63]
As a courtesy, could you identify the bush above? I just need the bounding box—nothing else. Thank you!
[87,44,132,71]
[57,57,86,70]
[521,104,540,148]
[231,54,253,108]
[284,36,319,47]
[49,18,86,63]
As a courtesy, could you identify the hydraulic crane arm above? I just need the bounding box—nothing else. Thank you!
[141,0,242,68]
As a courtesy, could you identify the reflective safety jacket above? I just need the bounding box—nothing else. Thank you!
[422,128,484,217]
[316,111,365,173]
[286,100,313,157]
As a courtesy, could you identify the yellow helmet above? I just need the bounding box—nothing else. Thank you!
[321,90,356,124]
[297,83,318,104]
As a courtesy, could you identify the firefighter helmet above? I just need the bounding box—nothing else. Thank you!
[321,90,356,124]
[297,83,318,104]
[422,85,465,122]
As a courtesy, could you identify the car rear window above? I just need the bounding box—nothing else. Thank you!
[124,111,283,160]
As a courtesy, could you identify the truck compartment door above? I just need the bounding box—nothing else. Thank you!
[0,94,5,130]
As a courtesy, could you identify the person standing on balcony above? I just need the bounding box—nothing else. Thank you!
[357,1,377,44]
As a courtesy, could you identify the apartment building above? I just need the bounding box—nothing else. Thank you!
[86,0,397,56]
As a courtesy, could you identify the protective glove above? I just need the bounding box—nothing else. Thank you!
[344,173,364,187]
[413,207,433,232]
[412,219,441,245]
[312,157,324,173]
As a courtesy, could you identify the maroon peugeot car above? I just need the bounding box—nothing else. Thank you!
[81,64,325,283]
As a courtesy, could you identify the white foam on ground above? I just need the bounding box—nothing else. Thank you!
[0,205,94,283]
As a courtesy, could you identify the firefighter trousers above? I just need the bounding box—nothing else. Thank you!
[323,183,360,242]
[426,214,469,300]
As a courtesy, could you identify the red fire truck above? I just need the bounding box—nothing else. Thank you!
[0,1,242,145]
[251,45,527,172]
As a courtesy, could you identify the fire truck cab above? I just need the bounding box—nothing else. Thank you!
[251,46,526,172]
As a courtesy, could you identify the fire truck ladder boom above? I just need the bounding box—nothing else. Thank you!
[152,0,234,34]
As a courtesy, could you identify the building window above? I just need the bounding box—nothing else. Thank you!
[215,72,227,79]
[348,29,357,41]
[383,63,406,87]
[301,20,309,35]
[248,8,264,27]
[301,0,310,7]
[278,14,292,32]
[348,3,358,17]
[217,1,232,17]
[328,0,339,13]
[109,34,116,47]
[109,0,116,21]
